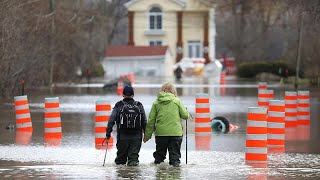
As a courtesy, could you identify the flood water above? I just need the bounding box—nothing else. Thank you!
[0,76,320,179]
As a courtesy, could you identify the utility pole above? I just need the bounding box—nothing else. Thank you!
[49,0,55,91]
[295,11,304,90]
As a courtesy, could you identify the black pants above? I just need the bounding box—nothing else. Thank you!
[115,139,142,166]
[153,136,183,165]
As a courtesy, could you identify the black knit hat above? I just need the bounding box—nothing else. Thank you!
[123,86,134,96]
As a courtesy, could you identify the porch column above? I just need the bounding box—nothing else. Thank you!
[203,12,210,64]
[176,11,183,63]
[128,11,134,46]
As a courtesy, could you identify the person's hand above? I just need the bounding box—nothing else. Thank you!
[106,134,111,141]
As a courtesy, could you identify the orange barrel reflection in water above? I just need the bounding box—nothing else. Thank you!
[285,91,297,127]
[245,107,267,162]
[44,97,62,146]
[297,91,310,125]
[258,89,274,107]
[267,100,285,153]
[16,131,32,145]
[194,93,211,150]
[246,161,268,180]
[95,99,113,149]
[14,95,33,132]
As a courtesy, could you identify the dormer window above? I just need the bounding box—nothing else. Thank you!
[149,6,162,30]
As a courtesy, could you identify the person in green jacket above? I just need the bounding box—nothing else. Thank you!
[143,82,189,167]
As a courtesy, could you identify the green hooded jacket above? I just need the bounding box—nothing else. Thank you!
[145,92,189,139]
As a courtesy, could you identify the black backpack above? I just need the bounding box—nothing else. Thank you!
[119,100,142,130]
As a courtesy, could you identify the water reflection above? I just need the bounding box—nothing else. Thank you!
[155,165,182,180]
[116,165,142,179]
[15,131,32,145]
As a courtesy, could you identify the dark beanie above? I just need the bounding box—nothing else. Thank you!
[123,86,134,96]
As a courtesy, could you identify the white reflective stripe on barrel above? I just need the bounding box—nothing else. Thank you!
[268,134,285,139]
[196,94,209,98]
[297,115,310,120]
[285,117,296,121]
[297,107,310,112]
[45,117,61,123]
[16,122,32,128]
[268,122,285,129]
[248,107,267,114]
[285,100,297,104]
[95,133,106,138]
[16,114,30,119]
[268,111,285,117]
[45,97,59,103]
[285,108,297,113]
[95,111,111,116]
[15,104,29,110]
[245,147,267,154]
[298,99,310,104]
[269,100,285,106]
[195,122,211,127]
[298,91,309,96]
[285,91,297,96]
[95,122,108,127]
[45,108,60,112]
[247,120,267,127]
[195,113,210,118]
[258,98,270,102]
[195,104,210,108]
[45,127,62,133]
[246,134,267,140]
[96,100,110,105]
[14,95,28,101]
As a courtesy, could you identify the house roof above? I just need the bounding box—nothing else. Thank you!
[106,46,168,57]
[125,0,186,8]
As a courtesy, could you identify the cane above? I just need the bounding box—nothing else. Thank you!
[186,113,194,165]
[186,118,188,164]
[102,138,109,166]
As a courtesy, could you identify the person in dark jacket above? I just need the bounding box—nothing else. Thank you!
[106,86,147,166]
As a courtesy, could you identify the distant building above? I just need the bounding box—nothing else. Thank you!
[103,0,216,78]
[104,46,171,78]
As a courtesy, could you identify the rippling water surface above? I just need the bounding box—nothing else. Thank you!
[1,78,320,179]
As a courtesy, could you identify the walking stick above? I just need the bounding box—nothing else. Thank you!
[186,118,188,164]
[186,113,193,165]
[102,138,108,166]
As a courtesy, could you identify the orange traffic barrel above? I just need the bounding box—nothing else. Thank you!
[95,99,113,149]
[258,82,267,90]
[14,95,33,132]
[267,100,285,153]
[245,107,267,162]
[297,91,310,125]
[195,93,211,150]
[117,79,124,96]
[44,97,62,139]
[258,89,274,107]
[296,125,310,141]
[285,91,297,127]
[128,73,135,84]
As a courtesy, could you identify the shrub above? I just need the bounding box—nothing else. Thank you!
[93,62,105,77]
[237,61,295,78]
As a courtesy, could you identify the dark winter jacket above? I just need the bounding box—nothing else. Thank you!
[106,98,147,141]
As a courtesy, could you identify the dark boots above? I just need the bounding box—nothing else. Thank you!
[115,139,142,166]
[153,136,183,166]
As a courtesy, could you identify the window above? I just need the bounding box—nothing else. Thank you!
[149,7,162,30]
[149,40,162,46]
[187,41,202,58]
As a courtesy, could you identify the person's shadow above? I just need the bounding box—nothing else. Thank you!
[155,165,182,180]
[116,165,142,179]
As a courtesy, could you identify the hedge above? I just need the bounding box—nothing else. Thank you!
[237,61,297,78]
